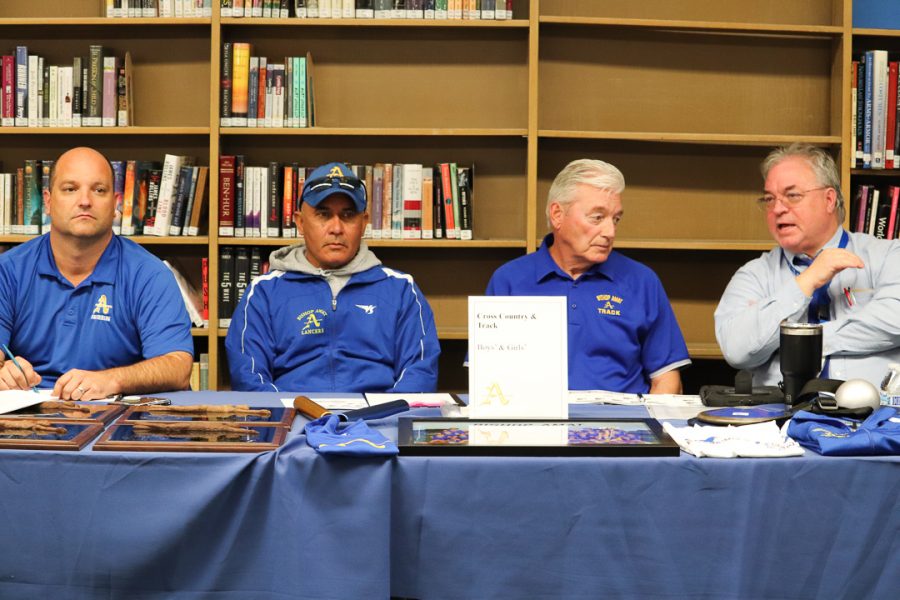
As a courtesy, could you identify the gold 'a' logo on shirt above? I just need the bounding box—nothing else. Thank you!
[595,293,623,317]
[297,309,328,335]
[328,165,343,178]
[91,294,113,322]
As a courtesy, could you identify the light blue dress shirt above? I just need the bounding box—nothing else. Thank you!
[715,227,900,387]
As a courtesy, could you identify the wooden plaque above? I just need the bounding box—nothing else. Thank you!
[0,421,104,451]
[120,404,296,427]
[2,401,125,425]
[92,422,290,453]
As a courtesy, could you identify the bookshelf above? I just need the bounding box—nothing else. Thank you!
[1,0,877,391]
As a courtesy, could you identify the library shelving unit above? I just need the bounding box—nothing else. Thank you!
[2,0,877,391]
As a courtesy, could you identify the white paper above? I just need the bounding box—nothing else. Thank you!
[468,422,568,446]
[0,389,54,414]
[366,392,455,408]
[568,390,642,405]
[279,396,368,411]
[468,296,568,419]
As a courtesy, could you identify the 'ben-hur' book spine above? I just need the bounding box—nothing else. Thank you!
[219,154,236,236]
[221,42,233,127]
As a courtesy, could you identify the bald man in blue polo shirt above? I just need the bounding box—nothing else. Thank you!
[485,159,690,394]
[0,147,194,400]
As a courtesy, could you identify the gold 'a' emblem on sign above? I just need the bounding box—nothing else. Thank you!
[481,382,510,406]
[328,165,343,177]
[93,294,112,315]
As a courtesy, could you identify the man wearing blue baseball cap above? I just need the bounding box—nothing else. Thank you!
[225,162,440,392]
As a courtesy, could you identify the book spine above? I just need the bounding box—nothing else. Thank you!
[874,189,892,238]
[391,163,403,239]
[872,50,888,169]
[401,163,423,239]
[27,55,39,127]
[168,165,196,235]
[40,161,52,233]
[458,165,473,239]
[234,247,250,305]
[231,42,251,126]
[47,64,56,128]
[864,50,874,169]
[268,162,282,237]
[143,169,163,232]
[855,185,869,233]
[187,165,209,236]
[851,60,858,169]
[887,186,900,240]
[221,42,233,127]
[117,56,129,126]
[371,164,384,239]
[199,352,209,390]
[1,55,14,127]
[13,168,24,234]
[111,160,126,234]
[86,45,104,127]
[867,188,880,235]
[282,165,295,236]
[439,162,456,238]
[257,57,267,125]
[121,160,136,235]
[887,62,898,166]
[857,54,866,166]
[432,163,443,238]
[70,57,82,127]
[219,155,236,236]
[421,166,433,239]
[60,66,73,127]
[178,165,200,236]
[201,257,209,324]
[234,155,246,236]
[14,46,27,126]
[218,245,235,327]
[247,56,259,127]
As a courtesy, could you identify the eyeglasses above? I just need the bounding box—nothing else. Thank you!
[304,175,365,193]
[756,187,828,212]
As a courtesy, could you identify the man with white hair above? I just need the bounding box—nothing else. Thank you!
[715,143,900,386]
[484,159,690,393]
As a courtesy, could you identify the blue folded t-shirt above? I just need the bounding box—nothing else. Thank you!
[304,414,399,456]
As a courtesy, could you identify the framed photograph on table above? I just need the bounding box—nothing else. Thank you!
[398,417,680,457]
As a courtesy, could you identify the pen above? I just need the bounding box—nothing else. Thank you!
[843,287,853,307]
[0,343,39,393]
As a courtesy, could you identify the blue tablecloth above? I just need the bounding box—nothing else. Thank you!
[1,393,898,599]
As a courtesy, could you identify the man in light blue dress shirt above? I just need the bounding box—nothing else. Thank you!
[715,143,900,387]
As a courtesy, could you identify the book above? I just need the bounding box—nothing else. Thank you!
[381,163,393,235]
[14,46,27,127]
[457,164,473,240]
[305,51,316,126]
[439,162,457,238]
[856,54,866,167]
[199,352,209,390]
[40,160,53,233]
[220,42,233,127]
[234,247,250,305]
[218,245,235,327]
[871,50,889,169]
[143,168,163,232]
[219,155,236,236]
[2,55,14,127]
[234,155,247,236]
[267,161,282,237]
[121,160,137,235]
[391,163,403,239]
[168,165,197,235]
[371,164,384,239]
[231,42,251,126]
[247,55,259,127]
[421,166,433,239]
[432,163,443,238]
[201,256,209,323]
[867,187,880,235]
[401,163,423,239]
[111,160,126,234]
[118,51,133,126]
[186,165,209,236]
[72,56,83,127]
[85,45,104,127]
[886,185,899,240]
[887,61,898,167]
[873,188,893,239]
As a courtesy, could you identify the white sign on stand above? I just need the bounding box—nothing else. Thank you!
[468,296,568,419]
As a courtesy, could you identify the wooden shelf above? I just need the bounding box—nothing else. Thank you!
[0,235,210,245]
[191,328,210,336]
[221,127,528,136]
[538,130,842,147]
[852,28,900,37]
[220,238,527,248]
[539,16,843,37]
[850,169,900,176]
[222,17,529,28]
[612,239,774,251]
[0,18,211,26]
[0,127,210,135]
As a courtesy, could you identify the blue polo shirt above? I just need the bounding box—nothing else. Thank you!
[485,235,691,393]
[0,234,194,388]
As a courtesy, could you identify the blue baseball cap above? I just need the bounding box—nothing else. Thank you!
[300,162,367,213]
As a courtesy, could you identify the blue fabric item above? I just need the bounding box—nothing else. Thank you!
[715,227,900,387]
[305,414,398,456]
[300,161,367,212]
[0,234,194,387]
[788,406,900,455]
[226,263,439,393]
[484,234,690,392]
